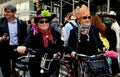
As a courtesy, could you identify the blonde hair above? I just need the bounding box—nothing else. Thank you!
[73,6,80,14]
[79,4,90,17]
[73,4,90,19]
[66,12,76,20]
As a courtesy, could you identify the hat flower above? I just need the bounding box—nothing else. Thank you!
[36,9,50,18]
[41,9,50,17]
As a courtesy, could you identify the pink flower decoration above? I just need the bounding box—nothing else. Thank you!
[32,24,38,35]
[104,50,118,58]
[36,14,42,18]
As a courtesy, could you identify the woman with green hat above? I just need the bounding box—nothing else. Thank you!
[16,9,64,77]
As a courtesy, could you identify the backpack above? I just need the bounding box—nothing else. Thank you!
[69,20,78,28]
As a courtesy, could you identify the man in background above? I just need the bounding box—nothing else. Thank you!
[50,14,61,33]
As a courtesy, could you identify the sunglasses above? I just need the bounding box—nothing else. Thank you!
[82,16,91,19]
[39,20,49,24]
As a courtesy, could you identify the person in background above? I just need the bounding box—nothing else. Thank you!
[103,14,120,76]
[0,4,27,77]
[90,15,109,51]
[16,9,65,77]
[49,14,61,33]
[63,12,74,25]
[67,4,106,77]
[61,7,79,47]
[58,11,78,77]
[108,11,120,53]
[27,19,32,34]
[27,18,35,34]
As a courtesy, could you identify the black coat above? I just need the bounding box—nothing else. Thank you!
[68,25,105,56]
[105,28,117,51]
[23,29,64,56]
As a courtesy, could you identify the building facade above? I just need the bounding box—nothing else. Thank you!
[0,0,75,22]
[0,0,36,21]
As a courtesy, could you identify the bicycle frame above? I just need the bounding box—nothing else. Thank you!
[40,53,53,71]
[58,54,76,77]
[40,52,61,77]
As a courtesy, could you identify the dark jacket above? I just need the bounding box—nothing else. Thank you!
[0,17,27,46]
[50,21,61,33]
[68,25,105,56]
[105,27,117,51]
[23,29,64,55]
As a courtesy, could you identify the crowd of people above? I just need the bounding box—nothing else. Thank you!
[0,3,120,77]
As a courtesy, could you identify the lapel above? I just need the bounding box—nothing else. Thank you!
[17,19,21,39]
[2,18,9,35]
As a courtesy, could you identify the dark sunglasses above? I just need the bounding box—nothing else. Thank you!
[82,16,91,19]
[39,20,49,24]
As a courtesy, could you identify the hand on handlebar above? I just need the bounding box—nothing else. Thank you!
[103,47,108,52]
[53,52,62,60]
[71,51,76,58]
[16,46,26,54]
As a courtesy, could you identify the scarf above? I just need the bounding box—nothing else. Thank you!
[78,25,91,42]
[38,28,54,47]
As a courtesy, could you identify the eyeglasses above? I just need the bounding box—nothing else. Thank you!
[82,16,91,20]
[39,20,49,24]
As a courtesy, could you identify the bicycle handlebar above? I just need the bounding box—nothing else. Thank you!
[18,48,42,60]
[18,55,35,60]
[75,50,108,60]
[26,48,41,54]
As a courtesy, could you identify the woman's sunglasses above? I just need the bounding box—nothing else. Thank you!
[39,20,49,24]
[82,16,91,20]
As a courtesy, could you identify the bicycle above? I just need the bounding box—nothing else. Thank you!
[57,53,76,77]
[75,51,113,77]
[10,48,38,77]
[40,52,62,77]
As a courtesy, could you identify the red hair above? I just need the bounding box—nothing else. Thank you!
[91,15,106,36]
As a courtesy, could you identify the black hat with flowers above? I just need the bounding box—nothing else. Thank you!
[34,9,51,23]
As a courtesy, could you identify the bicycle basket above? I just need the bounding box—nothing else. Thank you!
[87,56,109,72]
